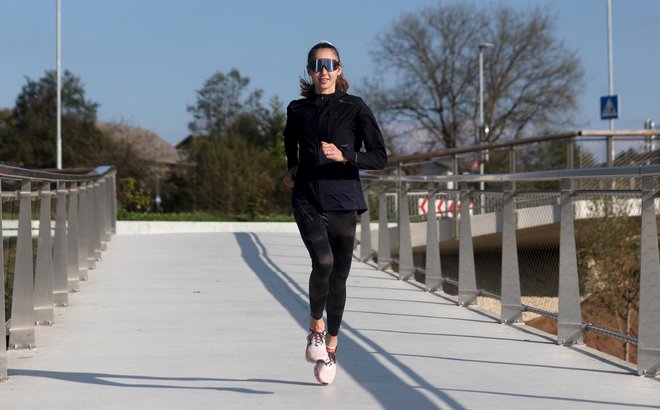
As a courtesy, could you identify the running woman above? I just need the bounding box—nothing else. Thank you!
[282,41,387,385]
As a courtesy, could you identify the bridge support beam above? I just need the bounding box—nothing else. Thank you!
[501,182,523,323]
[398,183,415,281]
[425,185,443,292]
[458,184,478,306]
[638,175,660,376]
[377,187,391,270]
[557,179,583,345]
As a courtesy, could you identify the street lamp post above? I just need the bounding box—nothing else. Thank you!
[477,42,494,207]
[606,0,614,131]
[56,0,62,169]
[478,42,494,145]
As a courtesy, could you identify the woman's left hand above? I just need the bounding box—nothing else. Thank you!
[321,141,346,163]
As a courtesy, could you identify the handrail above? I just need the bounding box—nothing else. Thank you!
[387,129,658,165]
[363,164,660,184]
[354,163,660,377]
[0,164,114,182]
[1,164,117,381]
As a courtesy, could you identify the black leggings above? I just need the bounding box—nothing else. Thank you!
[294,203,357,337]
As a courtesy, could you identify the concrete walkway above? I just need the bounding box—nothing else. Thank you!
[2,231,659,409]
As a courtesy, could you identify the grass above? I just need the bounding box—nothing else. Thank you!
[116,210,294,223]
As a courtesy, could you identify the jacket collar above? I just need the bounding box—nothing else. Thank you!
[311,90,345,103]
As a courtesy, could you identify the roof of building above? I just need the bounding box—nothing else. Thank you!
[97,122,181,165]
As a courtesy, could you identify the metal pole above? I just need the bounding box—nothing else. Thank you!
[56,0,62,169]
[479,46,485,198]
[607,0,614,131]
[0,179,6,380]
[477,42,494,142]
[557,178,583,345]
[479,47,485,142]
[638,175,660,376]
[478,43,493,210]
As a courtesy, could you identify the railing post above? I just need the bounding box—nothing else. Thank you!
[398,183,415,281]
[98,178,108,251]
[377,186,391,269]
[509,146,517,174]
[500,182,523,323]
[0,178,7,380]
[34,182,54,325]
[94,180,103,256]
[9,180,35,349]
[110,172,117,234]
[458,182,478,306]
[86,181,98,269]
[637,175,660,376]
[557,178,583,345]
[77,183,89,280]
[67,182,80,292]
[92,181,101,264]
[425,184,442,292]
[359,205,373,262]
[52,181,69,306]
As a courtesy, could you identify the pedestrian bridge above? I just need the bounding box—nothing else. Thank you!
[2,226,660,409]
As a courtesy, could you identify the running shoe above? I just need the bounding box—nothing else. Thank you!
[314,349,337,385]
[305,328,329,363]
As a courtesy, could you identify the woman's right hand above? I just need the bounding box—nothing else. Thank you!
[283,166,297,188]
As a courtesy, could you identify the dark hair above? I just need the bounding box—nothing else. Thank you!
[300,41,350,97]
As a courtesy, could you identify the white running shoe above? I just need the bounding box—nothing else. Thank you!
[305,328,329,363]
[314,350,337,385]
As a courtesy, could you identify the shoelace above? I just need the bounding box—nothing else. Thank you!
[307,330,325,347]
[327,351,336,364]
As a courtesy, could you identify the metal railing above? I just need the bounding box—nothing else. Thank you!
[354,163,660,377]
[1,165,116,381]
[387,129,659,173]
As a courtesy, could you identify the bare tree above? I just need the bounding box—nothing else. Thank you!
[361,3,584,153]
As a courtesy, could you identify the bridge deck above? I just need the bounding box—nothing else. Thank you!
[3,231,659,409]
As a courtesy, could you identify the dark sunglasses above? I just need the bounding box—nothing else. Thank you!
[308,59,340,73]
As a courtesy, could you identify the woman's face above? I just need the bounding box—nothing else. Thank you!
[308,48,342,95]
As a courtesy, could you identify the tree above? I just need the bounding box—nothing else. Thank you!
[0,70,110,168]
[171,70,290,216]
[576,199,641,362]
[187,68,264,139]
[362,3,584,154]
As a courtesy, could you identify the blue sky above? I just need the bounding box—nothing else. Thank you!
[1,0,658,145]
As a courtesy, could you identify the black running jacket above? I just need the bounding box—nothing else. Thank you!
[284,91,387,214]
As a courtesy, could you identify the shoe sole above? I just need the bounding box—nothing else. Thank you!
[314,362,336,385]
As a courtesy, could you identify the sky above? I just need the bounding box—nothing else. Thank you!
[1,0,659,145]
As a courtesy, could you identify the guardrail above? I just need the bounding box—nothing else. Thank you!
[1,165,116,381]
[355,164,660,377]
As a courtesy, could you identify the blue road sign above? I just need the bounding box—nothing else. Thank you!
[600,95,619,120]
